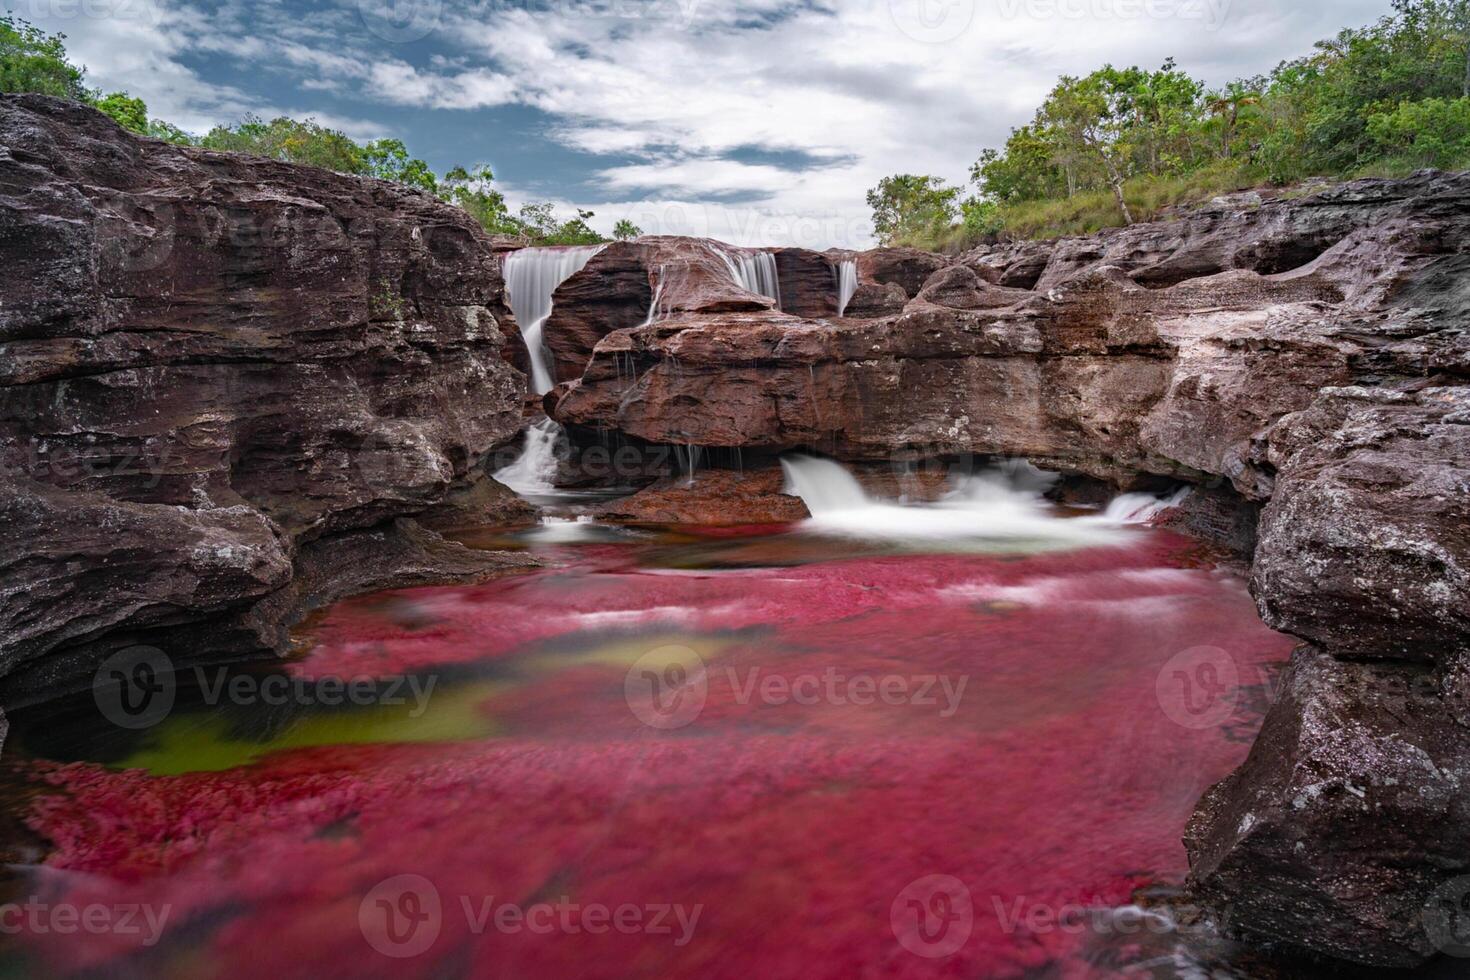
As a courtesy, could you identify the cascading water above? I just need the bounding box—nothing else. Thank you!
[640,273,666,327]
[1102,487,1190,523]
[832,259,857,317]
[780,454,1184,551]
[495,245,604,496]
[493,417,562,495]
[716,246,780,307]
[503,245,605,395]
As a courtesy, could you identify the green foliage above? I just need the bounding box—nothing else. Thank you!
[974,59,1208,222]
[0,14,87,99]
[865,174,960,246]
[96,92,147,133]
[145,118,197,145]
[363,138,438,194]
[1367,96,1470,168]
[0,20,605,246]
[439,165,516,234]
[959,197,1002,238]
[899,0,1470,244]
[200,115,368,173]
[371,276,408,320]
[612,218,643,240]
[516,203,604,245]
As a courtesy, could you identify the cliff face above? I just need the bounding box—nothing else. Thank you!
[0,95,533,693]
[3,95,1468,970]
[540,175,1469,968]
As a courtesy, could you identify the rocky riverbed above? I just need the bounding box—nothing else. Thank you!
[1,93,1466,972]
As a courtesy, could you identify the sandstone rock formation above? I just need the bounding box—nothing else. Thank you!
[3,93,1467,971]
[540,171,1469,969]
[0,95,533,696]
[593,468,809,525]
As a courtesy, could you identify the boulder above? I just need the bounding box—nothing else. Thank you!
[595,468,809,525]
[1186,647,1470,968]
[855,246,949,297]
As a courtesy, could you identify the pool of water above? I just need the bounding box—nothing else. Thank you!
[0,519,1297,978]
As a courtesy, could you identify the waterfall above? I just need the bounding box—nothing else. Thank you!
[503,245,605,395]
[780,456,869,512]
[494,417,562,495]
[715,247,780,307]
[1100,488,1190,524]
[641,275,666,328]
[833,259,857,317]
[495,244,603,498]
[779,454,1185,551]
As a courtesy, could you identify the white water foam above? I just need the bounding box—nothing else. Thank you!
[494,417,562,495]
[1101,488,1190,523]
[779,455,1185,551]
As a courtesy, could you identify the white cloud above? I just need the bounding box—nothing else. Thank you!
[21,0,1398,246]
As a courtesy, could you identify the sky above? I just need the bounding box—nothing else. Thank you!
[23,0,1394,247]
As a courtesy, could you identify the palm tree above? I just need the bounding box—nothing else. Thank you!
[1206,85,1261,158]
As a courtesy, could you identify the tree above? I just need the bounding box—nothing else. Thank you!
[514,203,605,245]
[0,15,88,99]
[96,92,147,133]
[865,174,961,246]
[971,126,1067,202]
[200,116,367,174]
[146,119,197,145]
[363,138,438,194]
[612,219,643,240]
[1205,83,1261,158]
[1127,59,1205,175]
[1038,70,1139,223]
[439,165,516,235]
[552,208,604,245]
[959,197,1003,238]
[1367,95,1470,165]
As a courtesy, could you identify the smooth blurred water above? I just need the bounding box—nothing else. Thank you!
[779,454,1178,552]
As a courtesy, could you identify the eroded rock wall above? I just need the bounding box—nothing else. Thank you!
[0,95,532,689]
